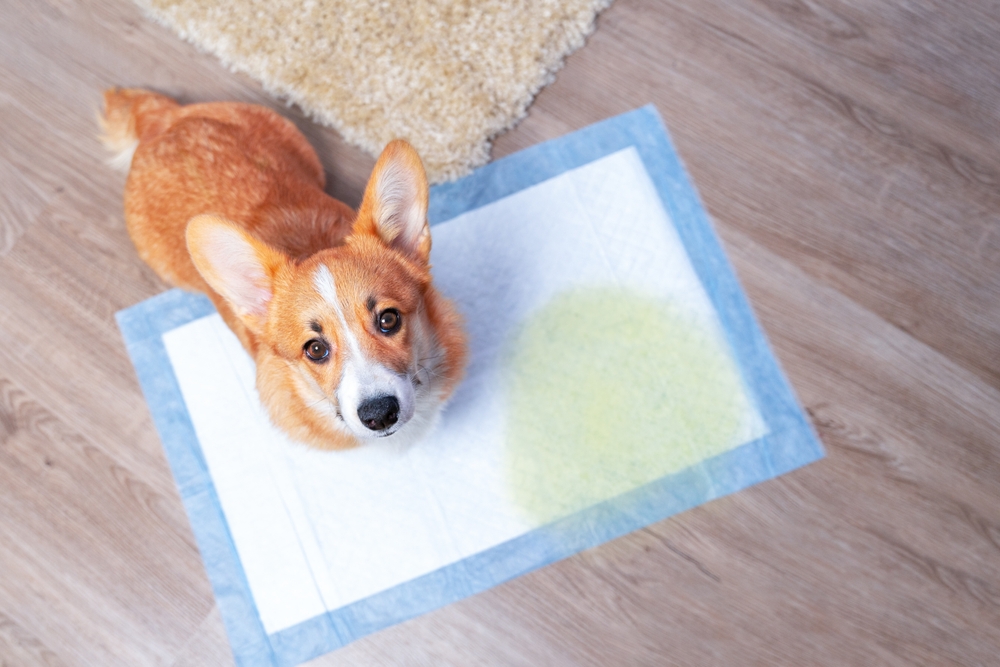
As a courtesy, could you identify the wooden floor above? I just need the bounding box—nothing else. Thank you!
[2,0,999,664]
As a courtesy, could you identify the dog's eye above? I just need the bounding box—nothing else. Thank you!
[304,339,329,362]
[378,309,401,334]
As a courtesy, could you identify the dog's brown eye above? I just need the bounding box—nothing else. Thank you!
[304,339,329,362]
[378,309,401,334]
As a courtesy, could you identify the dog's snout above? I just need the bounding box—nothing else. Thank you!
[358,395,400,431]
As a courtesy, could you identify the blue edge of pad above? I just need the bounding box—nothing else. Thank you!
[116,105,824,667]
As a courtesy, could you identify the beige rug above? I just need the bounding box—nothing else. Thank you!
[137,0,613,182]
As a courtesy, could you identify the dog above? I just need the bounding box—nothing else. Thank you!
[101,88,466,449]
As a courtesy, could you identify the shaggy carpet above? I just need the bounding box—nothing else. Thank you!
[138,0,613,181]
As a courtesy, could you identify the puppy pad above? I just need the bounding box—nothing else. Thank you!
[117,106,823,667]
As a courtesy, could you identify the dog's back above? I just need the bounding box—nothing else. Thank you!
[100,88,354,292]
[101,88,357,352]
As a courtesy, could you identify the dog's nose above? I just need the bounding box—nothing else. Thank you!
[357,395,400,431]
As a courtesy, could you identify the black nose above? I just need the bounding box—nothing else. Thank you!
[357,395,400,431]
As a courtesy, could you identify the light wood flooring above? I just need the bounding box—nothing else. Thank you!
[2,0,999,664]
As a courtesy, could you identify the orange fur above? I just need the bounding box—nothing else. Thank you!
[103,88,466,449]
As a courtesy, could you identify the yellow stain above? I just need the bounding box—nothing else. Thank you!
[503,287,752,525]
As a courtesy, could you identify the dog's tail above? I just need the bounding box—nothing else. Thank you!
[99,88,178,172]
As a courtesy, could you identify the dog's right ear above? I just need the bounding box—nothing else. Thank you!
[186,215,285,327]
[354,139,431,265]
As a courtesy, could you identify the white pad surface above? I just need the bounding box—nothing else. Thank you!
[162,148,766,634]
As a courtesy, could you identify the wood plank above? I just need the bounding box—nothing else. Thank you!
[0,0,998,664]
[0,377,212,665]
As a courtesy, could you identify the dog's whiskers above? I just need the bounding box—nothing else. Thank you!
[304,395,330,410]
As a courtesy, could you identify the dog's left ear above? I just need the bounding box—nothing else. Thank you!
[355,139,431,264]
[186,214,286,330]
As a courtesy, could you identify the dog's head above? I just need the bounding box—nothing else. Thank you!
[185,140,466,448]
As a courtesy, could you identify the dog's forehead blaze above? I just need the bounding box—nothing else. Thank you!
[309,239,425,299]
[302,255,422,369]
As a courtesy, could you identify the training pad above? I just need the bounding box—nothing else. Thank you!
[118,106,823,667]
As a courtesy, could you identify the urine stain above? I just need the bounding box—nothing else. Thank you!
[503,286,752,525]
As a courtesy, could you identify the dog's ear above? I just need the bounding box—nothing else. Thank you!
[186,215,286,327]
[355,139,431,264]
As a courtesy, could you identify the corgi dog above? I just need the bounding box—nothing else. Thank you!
[101,88,466,449]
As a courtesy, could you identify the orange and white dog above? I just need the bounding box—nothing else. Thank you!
[101,88,466,449]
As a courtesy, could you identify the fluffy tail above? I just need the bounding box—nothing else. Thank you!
[99,88,178,172]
